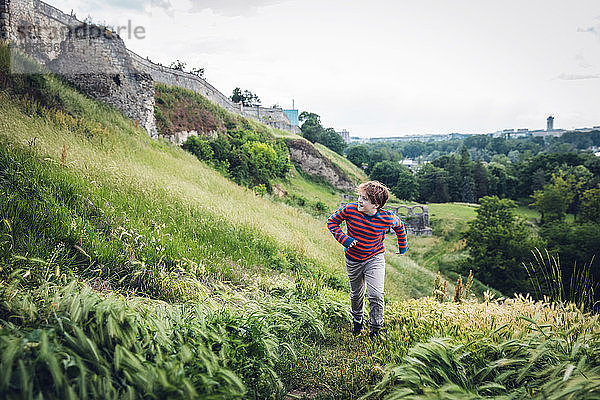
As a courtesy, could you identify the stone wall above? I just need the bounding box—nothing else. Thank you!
[128,50,237,114]
[128,49,300,134]
[239,103,299,133]
[0,0,9,41]
[7,0,158,137]
[387,205,432,236]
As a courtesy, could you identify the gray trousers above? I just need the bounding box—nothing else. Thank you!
[345,252,385,331]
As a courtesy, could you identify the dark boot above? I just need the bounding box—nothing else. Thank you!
[352,320,363,337]
[369,328,380,340]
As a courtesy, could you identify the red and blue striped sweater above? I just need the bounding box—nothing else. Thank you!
[327,202,408,261]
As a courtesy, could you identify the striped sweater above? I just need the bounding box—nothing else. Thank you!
[327,202,408,261]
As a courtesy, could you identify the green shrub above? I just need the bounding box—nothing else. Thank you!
[182,135,214,161]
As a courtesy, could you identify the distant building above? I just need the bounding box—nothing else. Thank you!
[530,129,564,138]
[336,129,350,143]
[400,159,420,169]
[349,136,367,143]
[547,116,554,131]
[574,127,600,133]
[513,128,530,138]
[282,109,299,126]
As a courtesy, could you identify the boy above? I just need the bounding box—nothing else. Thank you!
[327,181,407,339]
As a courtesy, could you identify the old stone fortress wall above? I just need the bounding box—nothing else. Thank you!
[1,0,300,139]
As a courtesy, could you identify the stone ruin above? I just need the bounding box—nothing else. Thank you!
[340,194,433,236]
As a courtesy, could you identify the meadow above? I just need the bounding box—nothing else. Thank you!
[1,45,599,399]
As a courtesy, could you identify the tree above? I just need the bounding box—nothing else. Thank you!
[209,136,231,162]
[299,118,322,143]
[170,59,186,71]
[169,60,205,77]
[459,145,473,176]
[298,111,347,154]
[487,162,517,199]
[460,175,475,203]
[370,161,403,189]
[458,146,474,202]
[366,149,391,175]
[539,221,600,305]
[562,165,594,218]
[532,185,569,224]
[401,141,427,158]
[531,167,592,224]
[298,111,323,143]
[472,161,489,201]
[230,88,243,104]
[392,167,419,201]
[319,128,346,155]
[507,150,520,163]
[298,112,321,125]
[464,196,543,295]
[432,154,461,201]
[487,137,509,155]
[242,141,278,185]
[580,185,600,223]
[230,87,260,106]
[464,134,489,150]
[190,67,205,78]
[416,163,449,203]
[347,145,369,169]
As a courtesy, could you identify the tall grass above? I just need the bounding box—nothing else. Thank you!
[0,270,349,399]
[0,89,346,279]
[524,248,598,313]
[0,137,351,300]
[365,296,600,399]
[363,327,600,399]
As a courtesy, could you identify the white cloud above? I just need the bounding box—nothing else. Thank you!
[187,0,287,16]
[150,0,174,17]
[557,73,600,80]
[575,50,594,68]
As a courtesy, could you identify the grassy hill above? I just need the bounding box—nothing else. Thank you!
[1,45,599,399]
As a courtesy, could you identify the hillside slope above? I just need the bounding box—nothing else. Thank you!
[1,46,599,399]
[153,83,357,193]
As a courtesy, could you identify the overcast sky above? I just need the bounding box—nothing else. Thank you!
[52,0,600,137]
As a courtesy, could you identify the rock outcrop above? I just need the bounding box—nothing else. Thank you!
[286,139,355,192]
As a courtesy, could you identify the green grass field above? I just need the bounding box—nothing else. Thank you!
[1,45,599,399]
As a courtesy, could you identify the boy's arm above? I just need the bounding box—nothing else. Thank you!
[327,205,357,248]
[392,217,408,255]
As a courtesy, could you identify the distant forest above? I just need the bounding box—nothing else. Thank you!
[345,131,600,204]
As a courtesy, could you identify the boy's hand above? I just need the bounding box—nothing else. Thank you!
[348,240,358,248]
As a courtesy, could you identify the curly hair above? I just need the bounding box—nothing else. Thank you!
[357,181,390,209]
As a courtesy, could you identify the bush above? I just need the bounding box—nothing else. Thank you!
[464,196,544,295]
[182,135,214,161]
[183,133,290,190]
